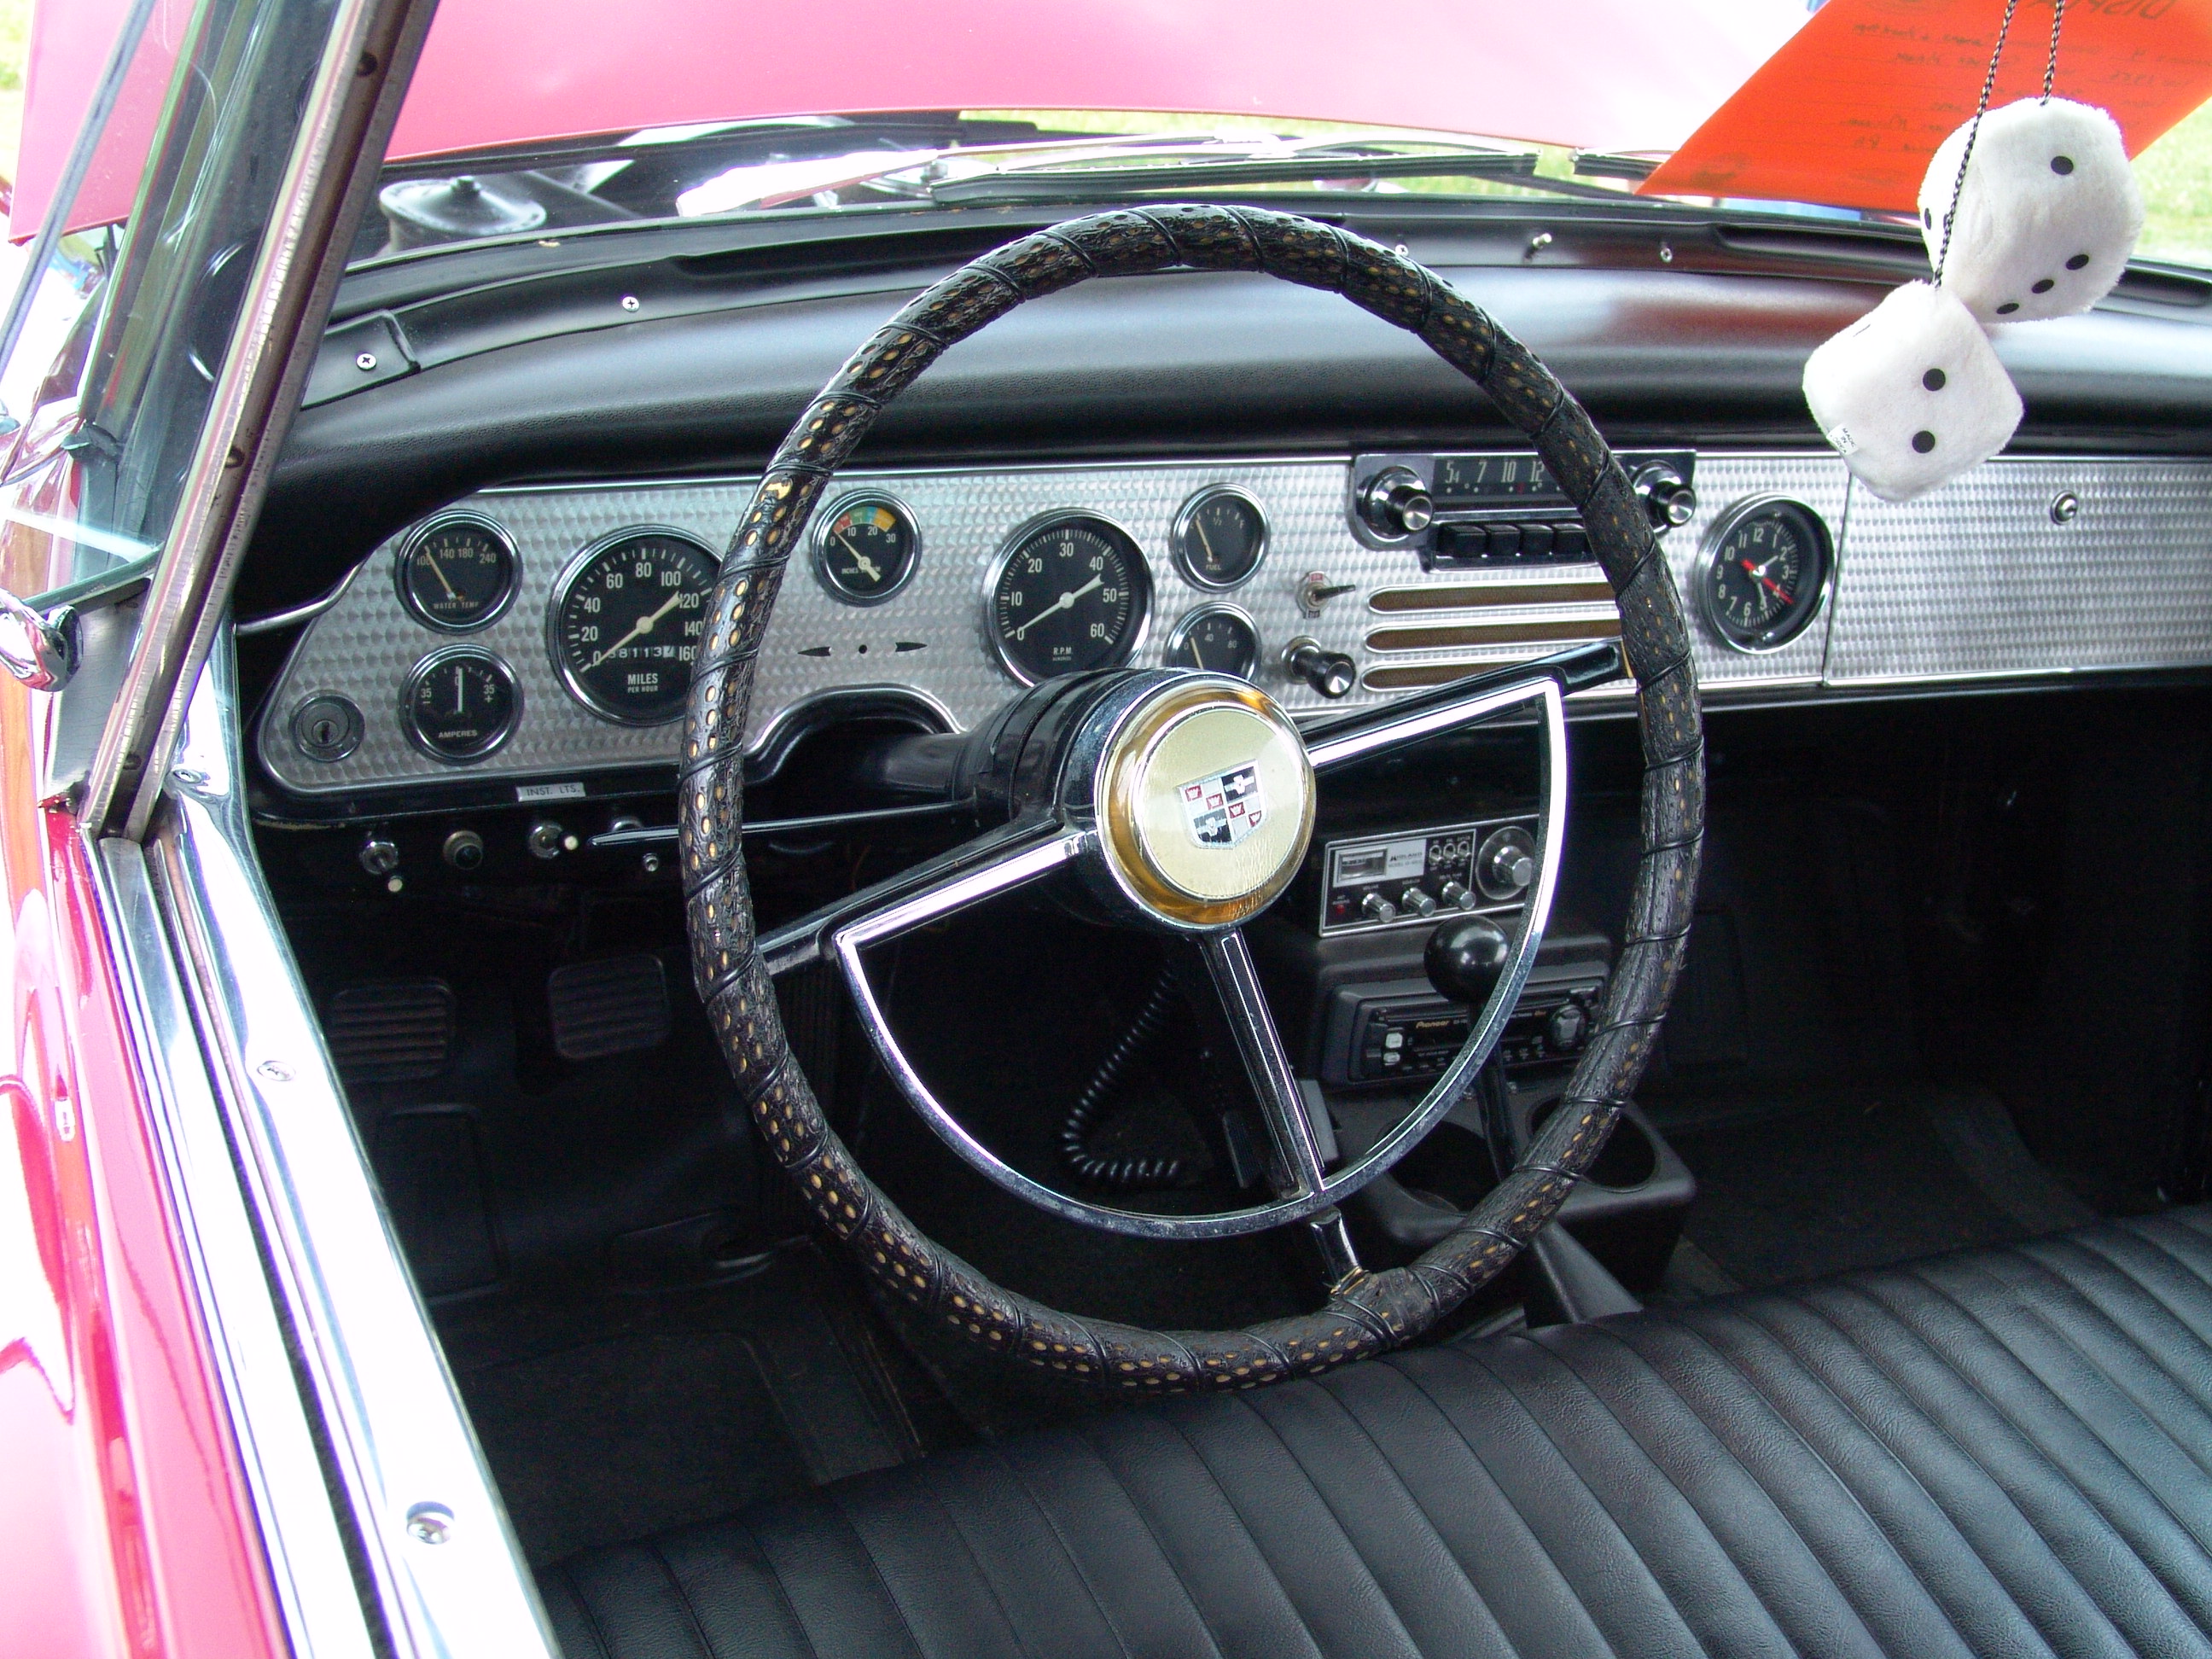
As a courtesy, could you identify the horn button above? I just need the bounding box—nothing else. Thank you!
[1081,676,1316,930]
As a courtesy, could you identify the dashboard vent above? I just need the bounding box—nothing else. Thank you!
[324,980,457,1086]
[549,954,672,1062]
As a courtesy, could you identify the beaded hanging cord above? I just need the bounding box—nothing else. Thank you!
[1936,0,2068,282]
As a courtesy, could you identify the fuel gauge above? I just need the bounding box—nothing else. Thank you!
[1163,604,1260,679]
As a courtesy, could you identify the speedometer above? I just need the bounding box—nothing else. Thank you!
[550,527,719,723]
[987,515,1150,684]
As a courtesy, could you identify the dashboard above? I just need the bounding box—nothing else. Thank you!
[254,450,2212,814]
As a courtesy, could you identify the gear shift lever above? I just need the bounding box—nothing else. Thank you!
[1423,914,1511,1009]
[1421,915,1642,1327]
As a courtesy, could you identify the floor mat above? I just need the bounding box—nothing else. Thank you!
[438,1242,923,1563]
[1655,1086,2093,1292]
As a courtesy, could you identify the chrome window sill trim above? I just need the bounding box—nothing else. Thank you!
[89,835,376,1659]
[145,643,556,1659]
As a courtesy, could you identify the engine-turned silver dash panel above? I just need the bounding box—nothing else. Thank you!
[1828,457,2212,684]
[254,451,2212,806]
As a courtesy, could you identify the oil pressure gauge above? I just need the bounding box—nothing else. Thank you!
[1164,604,1260,679]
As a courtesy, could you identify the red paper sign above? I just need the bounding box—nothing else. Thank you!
[1643,0,2212,212]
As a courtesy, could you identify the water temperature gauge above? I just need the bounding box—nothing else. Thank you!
[402,647,520,762]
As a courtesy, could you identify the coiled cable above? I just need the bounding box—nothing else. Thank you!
[1061,964,1193,1190]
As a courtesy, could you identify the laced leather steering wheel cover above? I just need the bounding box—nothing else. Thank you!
[682,206,1703,1393]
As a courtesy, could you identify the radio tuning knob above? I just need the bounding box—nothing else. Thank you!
[1438,879,1475,910]
[1632,463,1698,530]
[1546,1000,1590,1052]
[1486,831,1540,898]
[1360,892,1400,924]
[1400,886,1438,918]
[1358,466,1435,536]
[1284,637,1357,699]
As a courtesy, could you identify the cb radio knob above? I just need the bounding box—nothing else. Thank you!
[1358,467,1434,537]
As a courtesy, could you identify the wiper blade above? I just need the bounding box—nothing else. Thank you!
[928,148,1541,207]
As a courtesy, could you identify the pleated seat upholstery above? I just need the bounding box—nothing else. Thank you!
[542,1207,2212,1658]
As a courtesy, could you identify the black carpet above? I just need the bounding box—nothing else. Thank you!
[438,1243,922,1563]
[1656,1086,2092,1291]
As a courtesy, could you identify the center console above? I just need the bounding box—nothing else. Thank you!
[1255,806,1696,1294]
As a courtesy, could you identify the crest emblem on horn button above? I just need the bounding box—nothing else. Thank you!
[1180,762,1265,848]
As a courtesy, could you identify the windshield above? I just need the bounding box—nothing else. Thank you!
[344,97,2212,271]
[30,0,2212,271]
[346,114,1735,266]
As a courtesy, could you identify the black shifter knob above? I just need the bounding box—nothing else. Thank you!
[1284,637,1356,699]
[1425,914,1511,1008]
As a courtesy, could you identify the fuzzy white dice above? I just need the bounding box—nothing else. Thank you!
[1802,281,2023,503]
[1918,97,2143,323]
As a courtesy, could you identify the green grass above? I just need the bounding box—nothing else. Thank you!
[2136,102,2212,269]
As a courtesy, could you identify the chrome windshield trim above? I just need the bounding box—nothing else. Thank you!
[89,830,377,1659]
[84,0,439,839]
[144,642,557,1659]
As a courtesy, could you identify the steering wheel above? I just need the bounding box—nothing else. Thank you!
[682,206,1703,1393]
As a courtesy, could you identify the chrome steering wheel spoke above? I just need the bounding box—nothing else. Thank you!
[1200,928,1330,1200]
[758,815,1081,977]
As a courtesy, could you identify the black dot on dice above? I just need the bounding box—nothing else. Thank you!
[1923,367,1947,391]
[1923,207,1933,228]
[2052,154,2075,175]
[2032,277,2055,294]
[1912,430,1936,454]
[2066,253,2090,271]
[1997,301,2021,315]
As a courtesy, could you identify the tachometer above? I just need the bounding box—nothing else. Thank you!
[987,515,1150,684]
[550,527,719,724]
[1697,498,1831,653]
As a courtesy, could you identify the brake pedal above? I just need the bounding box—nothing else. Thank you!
[548,954,672,1062]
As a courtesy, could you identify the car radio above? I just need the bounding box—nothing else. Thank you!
[1350,448,1697,569]
[1314,817,1540,935]
[1316,958,1609,1085]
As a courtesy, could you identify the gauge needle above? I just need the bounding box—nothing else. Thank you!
[422,550,461,602]
[1738,559,1794,604]
[833,532,882,583]
[451,664,466,716]
[1012,574,1102,639]
[589,590,687,672]
[1193,516,1219,564]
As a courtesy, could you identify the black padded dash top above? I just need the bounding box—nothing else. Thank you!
[540,1207,2212,1658]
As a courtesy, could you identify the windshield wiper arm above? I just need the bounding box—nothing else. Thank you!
[928,148,1540,206]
